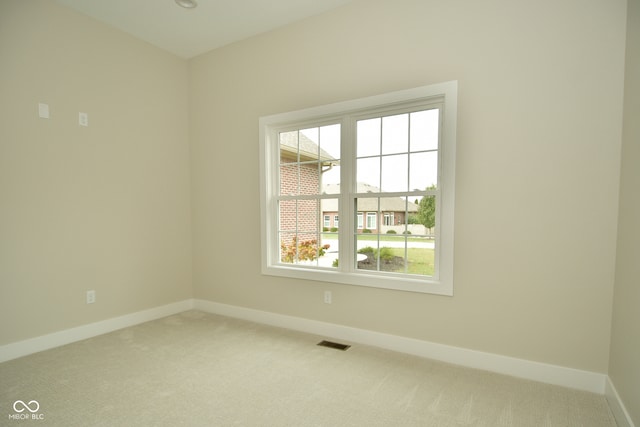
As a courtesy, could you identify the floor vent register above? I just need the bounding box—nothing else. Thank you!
[317,340,351,351]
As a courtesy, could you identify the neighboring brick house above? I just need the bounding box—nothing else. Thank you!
[279,132,417,241]
[279,132,336,244]
[321,183,419,233]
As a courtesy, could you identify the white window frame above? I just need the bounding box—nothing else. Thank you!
[334,215,339,228]
[259,81,457,296]
[323,215,331,228]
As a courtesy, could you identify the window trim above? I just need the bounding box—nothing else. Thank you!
[259,81,457,296]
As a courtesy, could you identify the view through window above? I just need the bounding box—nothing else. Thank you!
[277,110,439,277]
[260,82,457,295]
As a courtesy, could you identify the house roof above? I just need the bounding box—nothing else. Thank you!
[279,132,337,164]
[321,183,419,213]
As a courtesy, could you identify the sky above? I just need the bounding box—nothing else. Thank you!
[299,108,440,199]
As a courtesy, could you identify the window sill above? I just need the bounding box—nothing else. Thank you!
[262,264,453,296]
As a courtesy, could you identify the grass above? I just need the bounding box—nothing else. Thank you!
[358,246,435,276]
[320,233,435,276]
[388,247,435,276]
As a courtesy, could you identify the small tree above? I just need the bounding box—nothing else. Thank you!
[417,185,436,234]
[407,214,420,224]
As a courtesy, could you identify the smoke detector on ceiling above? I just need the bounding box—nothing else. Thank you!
[175,0,198,9]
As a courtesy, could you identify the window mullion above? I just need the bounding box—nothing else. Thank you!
[340,117,355,273]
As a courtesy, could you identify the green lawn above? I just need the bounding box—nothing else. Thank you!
[388,247,435,276]
[357,246,435,276]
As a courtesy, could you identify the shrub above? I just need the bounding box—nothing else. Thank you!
[330,227,338,232]
[357,246,393,262]
[379,247,394,261]
[386,229,397,234]
[362,228,372,233]
[280,237,330,263]
[402,230,412,235]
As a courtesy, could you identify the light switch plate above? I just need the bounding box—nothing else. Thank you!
[79,112,88,127]
[38,103,49,119]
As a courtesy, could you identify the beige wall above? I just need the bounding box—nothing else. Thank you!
[609,0,640,423]
[190,0,627,373]
[0,0,632,385]
[0,0,192,344]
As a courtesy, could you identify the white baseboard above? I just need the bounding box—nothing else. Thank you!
[0,299,194,363]
[0,298,610,397]
[194,299,607,394]
[606,376,636,427]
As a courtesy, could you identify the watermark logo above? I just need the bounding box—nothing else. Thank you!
[13,401,39,413]
[9,400,44,421]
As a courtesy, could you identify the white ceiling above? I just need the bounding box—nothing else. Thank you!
[54,0,354,59]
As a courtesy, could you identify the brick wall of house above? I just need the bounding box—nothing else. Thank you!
[279,161,320,244]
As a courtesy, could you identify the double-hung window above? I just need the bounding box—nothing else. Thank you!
[259,82,457,295]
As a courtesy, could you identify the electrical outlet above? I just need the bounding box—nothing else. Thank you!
[86,290,96,304]
[324,290,332,304]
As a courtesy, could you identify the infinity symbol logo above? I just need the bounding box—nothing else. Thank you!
[13,400,40,413]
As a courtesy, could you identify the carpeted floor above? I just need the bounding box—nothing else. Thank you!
[0,311,616,426]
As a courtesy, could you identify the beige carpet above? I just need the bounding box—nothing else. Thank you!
[0,311,616,426]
